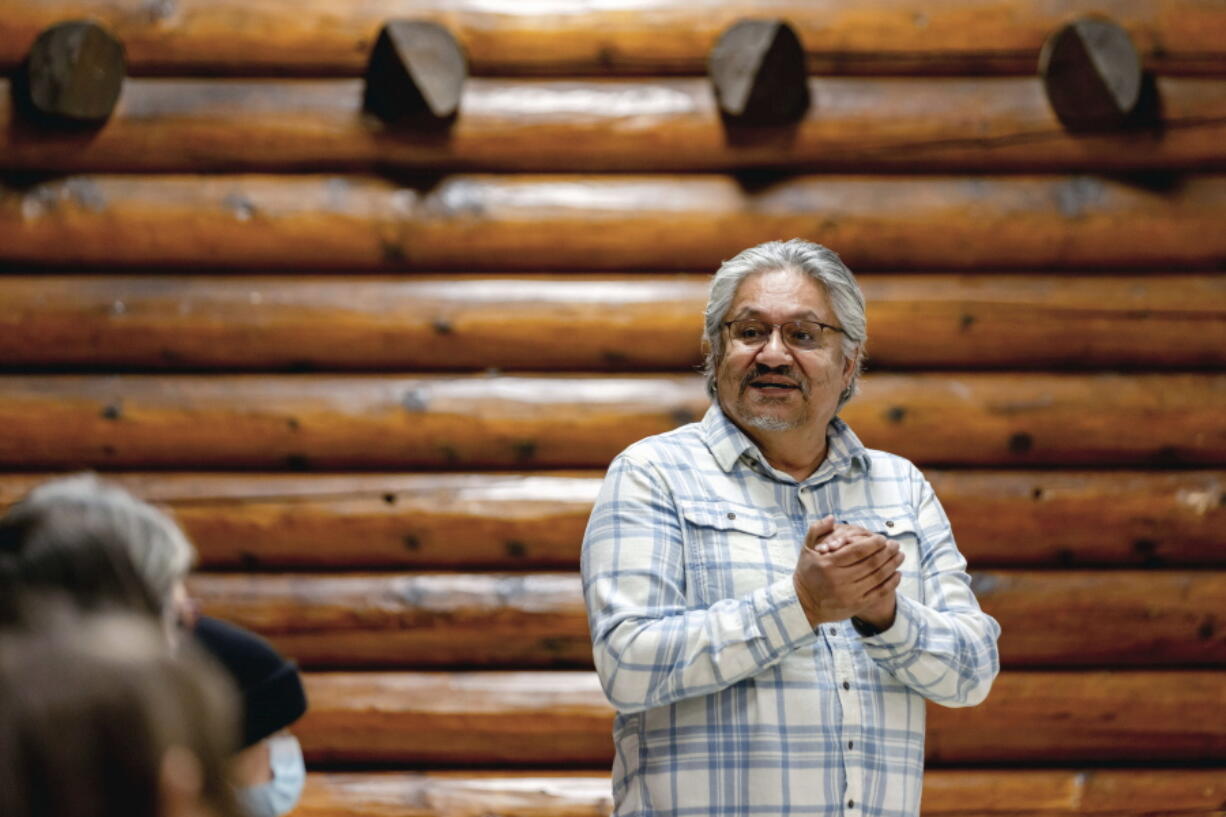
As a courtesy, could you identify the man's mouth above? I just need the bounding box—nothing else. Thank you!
[747,378,802,395]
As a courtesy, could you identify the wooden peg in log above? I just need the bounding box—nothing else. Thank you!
[15,20,126,127]
[363,20,467,125]
[1039,17,1143,131]
[708,19,810,126]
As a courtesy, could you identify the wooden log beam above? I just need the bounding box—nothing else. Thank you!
[1,273,1223,372]
[296,770,1226,817]
[294,670,1225,764]
[5,77,1226,174]
[3,174,1226,271]
[0,374,1221,469]
[0,1,1223,77]
[3,471,1220,569]
[186,571,1226,669]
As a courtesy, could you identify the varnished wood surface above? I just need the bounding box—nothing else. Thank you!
[1,1,1224,77]
[3,274,1224,371]
[187,570,1226,668]
[4,174,1226,271]
[4,77,1226,172]
[0,374,1222,469]
[294,670,1225,764]
[3,471,1220,569]
[296,769,1226,817]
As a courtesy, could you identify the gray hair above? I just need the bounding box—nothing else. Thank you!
[702,239,867,410]
[6,474,195,606]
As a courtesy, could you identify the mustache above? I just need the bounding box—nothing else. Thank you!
[741,364,807,395]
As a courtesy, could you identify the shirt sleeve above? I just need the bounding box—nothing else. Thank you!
[857,467,1001,708]
[581,451,817,714]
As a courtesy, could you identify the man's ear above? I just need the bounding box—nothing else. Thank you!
[700,336,712,361]
[842,348,860,385]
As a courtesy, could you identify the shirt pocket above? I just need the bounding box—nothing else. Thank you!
[840,513,924,605]
[678,499,785,605]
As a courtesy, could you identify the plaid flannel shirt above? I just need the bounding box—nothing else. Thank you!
[581,405,1000,817]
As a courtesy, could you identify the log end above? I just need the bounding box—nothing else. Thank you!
[15,20,126,128]
[708,19,810,127]
[363,20,468,126]
[1039,17,1145,131]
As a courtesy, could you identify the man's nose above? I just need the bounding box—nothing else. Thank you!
[755,326,794,365]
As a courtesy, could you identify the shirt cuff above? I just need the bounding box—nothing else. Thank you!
[857,593,923,664]
[749,576,818,659]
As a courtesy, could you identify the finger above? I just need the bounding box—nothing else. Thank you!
[826,534,889,567]
[851,546,904,587]
[806,516,837,550]
[862,569,903,601]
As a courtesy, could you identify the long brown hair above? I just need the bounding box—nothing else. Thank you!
[0,603,246,817]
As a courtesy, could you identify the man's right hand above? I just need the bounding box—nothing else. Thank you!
[792,516,903,627]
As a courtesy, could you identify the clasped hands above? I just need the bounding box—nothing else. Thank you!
[792,515,903,631]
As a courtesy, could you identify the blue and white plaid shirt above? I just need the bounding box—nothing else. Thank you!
[581,405,1000,817]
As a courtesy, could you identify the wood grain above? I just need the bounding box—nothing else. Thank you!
[4,77,1225,173]
[186,570,1226,668]
[4,174,1225,270]
[2,274,1223,371]
[295,769,1226,817]
[4,471,1220,569]
[1,1,1223,76]
[293,670,1226,764]
[0,374,1221,469]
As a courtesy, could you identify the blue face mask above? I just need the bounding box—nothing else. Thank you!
[236,734,306,817]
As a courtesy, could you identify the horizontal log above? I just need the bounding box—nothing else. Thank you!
[298,770,1226,817]
[294,671,1225,764]
[187,571,1226,668]
[0,374,1222,469]
[3,471,1221,569]
[0,1,1223,77]
[4,174,1226,271]
[2,273,1224,371]
[5,77,1226,173]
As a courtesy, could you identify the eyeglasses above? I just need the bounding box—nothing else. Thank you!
[723,319,846,351]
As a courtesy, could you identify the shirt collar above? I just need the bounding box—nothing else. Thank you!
[700,404,872,481]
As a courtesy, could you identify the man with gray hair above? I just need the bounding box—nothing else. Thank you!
[581,239,1000,817]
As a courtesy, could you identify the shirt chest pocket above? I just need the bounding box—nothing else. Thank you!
[678,500,788,605]
[841,514,924,605]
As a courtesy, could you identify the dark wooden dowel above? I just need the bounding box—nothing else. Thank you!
[15,19,125,127]
[363,20,466,124]
[1040,17,1144,130]
[708,19,809,125]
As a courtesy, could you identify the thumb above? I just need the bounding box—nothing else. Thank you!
[805,515,836,548]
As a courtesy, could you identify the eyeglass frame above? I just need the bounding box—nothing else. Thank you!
[722,318,847,352]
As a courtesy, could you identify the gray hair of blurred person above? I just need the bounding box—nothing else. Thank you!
[702,239,868,410]
[0,601,245,817]
[0,474,195,629]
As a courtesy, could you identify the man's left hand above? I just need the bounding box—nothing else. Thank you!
[814,523,899,631]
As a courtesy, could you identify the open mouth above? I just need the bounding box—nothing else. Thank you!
[747,379,802,395]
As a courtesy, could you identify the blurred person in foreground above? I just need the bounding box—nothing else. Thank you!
[582,239,1000,817]
[0,474,308,817]
[0,601,245,817]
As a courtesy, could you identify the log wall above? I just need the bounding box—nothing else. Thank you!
[2,1,1223,814]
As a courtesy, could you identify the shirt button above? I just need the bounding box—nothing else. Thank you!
[885,520,894,528]
[842,681,850,690]
[848,740,854,749]
[828,627,837,636]
[726,512,736,520]
[848,800,855,809]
